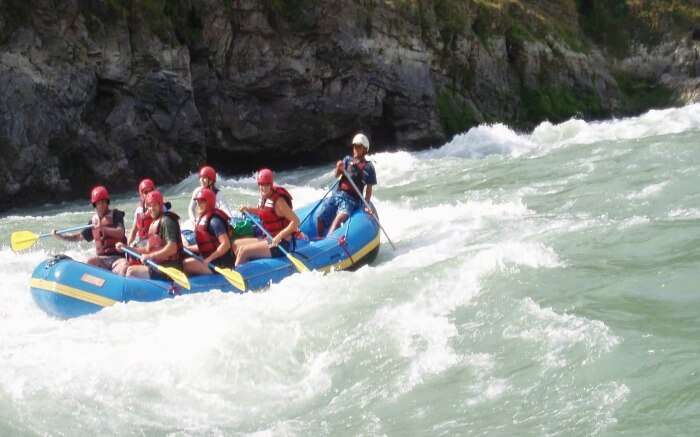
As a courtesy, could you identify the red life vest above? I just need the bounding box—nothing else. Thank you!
[91,209,126,256]
[146,211,183,262]
[257,186,293,237]
[339,159,368,199]
[135,205,153,240]
[195,208,232,258]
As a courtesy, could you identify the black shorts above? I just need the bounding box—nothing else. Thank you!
[148,261,183,281]
[211,251,236,268]
[270,238,295,258]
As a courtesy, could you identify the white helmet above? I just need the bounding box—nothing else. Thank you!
[352,133,370,151]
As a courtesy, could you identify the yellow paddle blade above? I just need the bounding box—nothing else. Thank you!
[286,253,310,273]
[213,266,247,291]
[156,265,191,290]
[11,230,39,252]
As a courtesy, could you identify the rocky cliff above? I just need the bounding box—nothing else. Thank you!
[0,0,698,210]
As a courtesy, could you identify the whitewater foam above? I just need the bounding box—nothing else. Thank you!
[418,104,700,163]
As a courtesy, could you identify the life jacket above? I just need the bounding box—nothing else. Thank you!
[339,158,369,199]
[147,211,183,262]
[195,208,233,258]
[258,186,293,237]
[91,209,126,256]
[135,204,153,240]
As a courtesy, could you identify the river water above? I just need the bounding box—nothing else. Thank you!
[1,104,700,436]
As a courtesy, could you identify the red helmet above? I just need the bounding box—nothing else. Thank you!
[90,186,110,205]
[138,178,155,194]
[199,166,217,183]
[257,168,274,185]
[194,188,216,212]
[145,190,164,207]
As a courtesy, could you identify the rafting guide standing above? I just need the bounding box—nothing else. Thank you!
[316,133,377,237]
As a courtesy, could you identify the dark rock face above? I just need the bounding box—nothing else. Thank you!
[192,0,444,172]
[0,0,696,210]
[0,0,205,209]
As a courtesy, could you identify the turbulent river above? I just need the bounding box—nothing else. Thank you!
[1,104,700,436]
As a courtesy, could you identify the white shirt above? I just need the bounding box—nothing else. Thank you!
[188,187,233,227]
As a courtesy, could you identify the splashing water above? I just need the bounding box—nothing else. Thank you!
[2,104,700,436]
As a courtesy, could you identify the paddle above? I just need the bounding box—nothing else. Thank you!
[241,210,310,273]
[119,246,191,290]
[298,177,341,228]
[11,224,94,252]
[183,247,246,292]
[340,168,396,250]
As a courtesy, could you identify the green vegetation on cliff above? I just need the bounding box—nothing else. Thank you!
[577,0,700,56]
[437,89,480,137]
[614,72,675,114]
[0,0,32,43]
[521,86,604,125]
[102,0,201,43]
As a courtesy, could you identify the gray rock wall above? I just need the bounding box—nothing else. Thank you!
[0,0,696,210]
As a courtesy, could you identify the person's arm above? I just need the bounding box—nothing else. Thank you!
[53,221,92,242]
[183,239,199,253]
[95,210,126,243]
[334,160,344,177]
[205,234,231,264]
[203,217,232,263]
[188,188,198,226]
[363,162,377,207]
[127,222,138,246]
[100,221,125,239]
[116,241,147,254]
[365,184,373,203]
[334,156,351,178]
[271,199,300,247]
[127,208,139,245]
[144,241,178,263]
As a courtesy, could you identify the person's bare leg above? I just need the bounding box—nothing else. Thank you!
[126,265,151,278]
[112,258,129,276]
[183,257,213,275]
[86,256,101,267]
[236,240,272,266]
[234,237,261,257]
[327,212,349,235]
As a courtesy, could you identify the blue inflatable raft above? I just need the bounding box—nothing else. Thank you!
[30,201,381,318]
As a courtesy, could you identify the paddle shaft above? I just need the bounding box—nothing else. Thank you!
[298,177,341,228]
[119,246,160,270]
[241,210,294,258]
[182,247,218,270]
[340,168,396,250]
[43,224,94,239]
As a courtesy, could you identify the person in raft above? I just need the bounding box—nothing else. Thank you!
[126,178,156,247]
[116,190,184,280]
[187,165,232,227]
[113,178,171,275]
[316,132,377,237]
[182,188,237,274]
[235,168,301,266]
[52,186,127,272]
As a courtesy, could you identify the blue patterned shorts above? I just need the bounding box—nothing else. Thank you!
[317,191,359,228]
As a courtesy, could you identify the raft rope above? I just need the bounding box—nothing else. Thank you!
[300,214,355,267]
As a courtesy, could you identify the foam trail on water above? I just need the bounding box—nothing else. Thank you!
[531,103,700,147]
[424,123,539,159]
[414,104,700,161]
